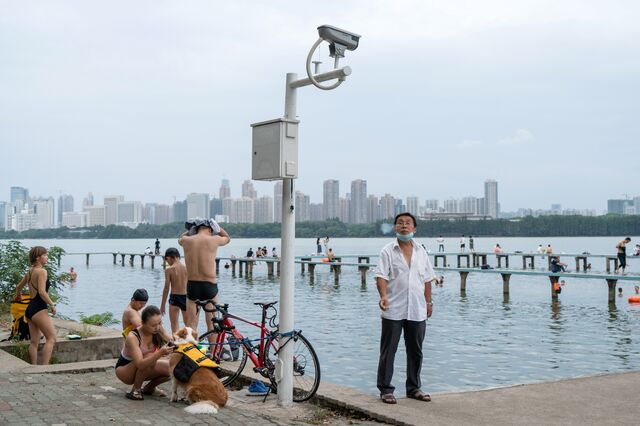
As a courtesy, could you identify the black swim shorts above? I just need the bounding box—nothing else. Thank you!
[115,355,131,369]
[169,293,187,311]
[187,281,219,301]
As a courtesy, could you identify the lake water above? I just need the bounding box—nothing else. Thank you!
[4,236,640,395]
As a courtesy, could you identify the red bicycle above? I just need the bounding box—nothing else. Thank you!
[195,299,320,402]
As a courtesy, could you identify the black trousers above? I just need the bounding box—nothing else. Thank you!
[377,318,426,396]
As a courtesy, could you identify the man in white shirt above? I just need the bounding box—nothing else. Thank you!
[375,212,439,404]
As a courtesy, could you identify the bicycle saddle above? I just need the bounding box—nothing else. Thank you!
[253,301,278,309]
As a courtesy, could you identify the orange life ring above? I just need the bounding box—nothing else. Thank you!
[628,296,640,304]
[322,258,330,263]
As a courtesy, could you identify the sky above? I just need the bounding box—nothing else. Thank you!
[1,0,639,212]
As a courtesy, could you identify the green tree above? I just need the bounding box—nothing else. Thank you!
[0,241,66,307]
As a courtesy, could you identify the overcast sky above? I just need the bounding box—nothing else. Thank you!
[2,0,639,212]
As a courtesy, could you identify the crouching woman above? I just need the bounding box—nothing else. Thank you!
[115,305,173,400]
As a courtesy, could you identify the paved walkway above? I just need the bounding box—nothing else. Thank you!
[2,321,640,425]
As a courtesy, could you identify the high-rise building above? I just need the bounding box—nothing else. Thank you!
[117,201,143,224]
[394,199,405,216]
[634,196,640,215]
[444,198,459,213]
[484,179,499,218]
[241,180,258,199]
[255,196,274,223]
[379,194,395,220]
[607,199,633,215]
[32,197,55,229]
[274,181,283,223]
[406,196,419,216]
[222,198,233,219]
[424,199,439,212]
[0,201,6,230]
[186,193,210,219]
[62,212,88,228]
[104,195,124,225]
[368,195,379,223]
[350,179,368,224]
[172,200,188,222]
[339,197,350,223]
[295,191,310,222]
[233,198,255,223]
[460,196,478,214]
[10,186,29,204]
[58,194,74,226]
[210,198,223,217]
[82,192,94,208]
[155,204,171,225]
[219,179,231,200]
[84,205,106,226]
[323,180,339,220]
[310,203,323,221]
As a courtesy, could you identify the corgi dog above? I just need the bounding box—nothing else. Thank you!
[169,327,228,414]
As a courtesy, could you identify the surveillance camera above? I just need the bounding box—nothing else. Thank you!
[317,25,361,58]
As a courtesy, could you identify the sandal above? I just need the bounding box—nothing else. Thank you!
[408,391,431,402]
[380,393,397,404]
[141,387,167,397]
[125,389,144,401]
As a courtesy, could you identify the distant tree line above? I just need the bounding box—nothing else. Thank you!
[0,215,638,240]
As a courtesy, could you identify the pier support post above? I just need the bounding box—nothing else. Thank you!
[248,261,253,277]
[606,279,618,304]
[501,273,511,294]
[309,263,315,280]
[151,256,155,269]
[522,255,534,270]
[215,259,220,274]
[85,253,89,266]
[301,258,312,274]
[267,261,274,278]
[129,255,134,267]
[360,268,367,286]
[434,254,446,267]
[239,261,244,277]
[549,276,559,300]
[231,259,237,276]
[141,255,145,268]
[120,254,125,266]
[460,271,469,292]
[277,261,281,276]
[113,253,117,265]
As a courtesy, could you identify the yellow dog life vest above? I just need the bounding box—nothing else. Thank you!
[173,344,220,383]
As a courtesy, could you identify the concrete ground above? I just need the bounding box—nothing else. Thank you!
[1,319,639,425]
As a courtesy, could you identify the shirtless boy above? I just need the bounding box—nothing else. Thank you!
[179,218,231,330]
[160,248,188,333]
[122,289,149,337]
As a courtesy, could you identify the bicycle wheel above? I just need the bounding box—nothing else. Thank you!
[264,332,321,402]
[199,329,248,387]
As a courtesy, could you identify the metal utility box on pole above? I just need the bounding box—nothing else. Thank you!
[251,118,299,181]
[251,25,360,407]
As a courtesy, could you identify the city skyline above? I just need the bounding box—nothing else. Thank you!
[2,2,639,212]
[4,178,637,232]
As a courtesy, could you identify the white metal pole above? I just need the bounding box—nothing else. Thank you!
[277,72,298,406]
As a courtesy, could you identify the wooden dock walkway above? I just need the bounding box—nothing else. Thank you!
[60,250,640,304]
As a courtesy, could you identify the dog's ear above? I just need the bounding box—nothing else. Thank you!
[191,329,198,340]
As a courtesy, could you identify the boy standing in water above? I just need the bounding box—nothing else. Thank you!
[160,248,188,333]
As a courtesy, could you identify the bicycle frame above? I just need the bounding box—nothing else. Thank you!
[206,306,277,373]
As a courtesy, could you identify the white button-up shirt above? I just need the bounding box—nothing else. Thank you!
[374,240,436,321]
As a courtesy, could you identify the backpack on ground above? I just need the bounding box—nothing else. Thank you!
[8,295,30,341]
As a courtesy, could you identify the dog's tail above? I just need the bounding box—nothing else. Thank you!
[184,400,219,415]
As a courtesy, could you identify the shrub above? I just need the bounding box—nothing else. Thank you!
[0,240,66,307]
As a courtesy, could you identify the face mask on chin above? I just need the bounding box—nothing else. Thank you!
[396,232,414,242]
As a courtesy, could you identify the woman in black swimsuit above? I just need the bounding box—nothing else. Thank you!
[13,246,57,364]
